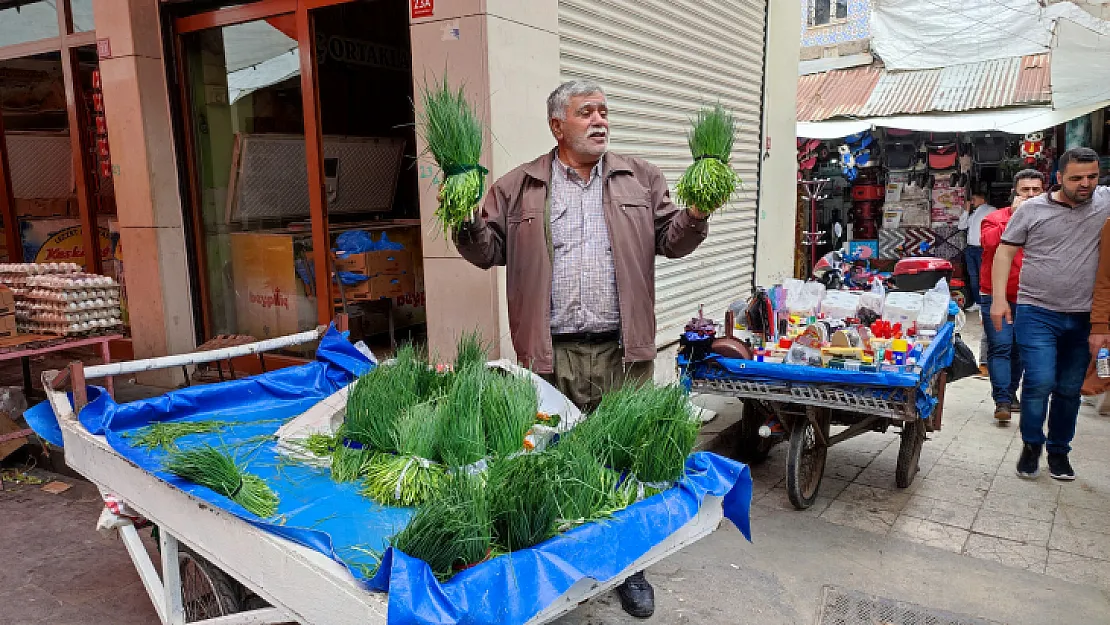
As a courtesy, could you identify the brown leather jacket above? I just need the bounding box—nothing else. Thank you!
[1091,217,1110,334]
[453,150,709,373]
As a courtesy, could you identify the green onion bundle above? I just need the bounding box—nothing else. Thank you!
[436,366,488,467]
[487,453,561,551]
[164,445,279,518]
[453,330,490,372]
[418,75,487,234]
[631,385,700,483]
[564,385,647,471]
[482,370,539,458]
[390,473,492,581]
[345,344,439,451]
[545,445,622,528]
[330,441,375,483]
[361,402,446,507]
[124,419,229,451]
[675,104,742,214]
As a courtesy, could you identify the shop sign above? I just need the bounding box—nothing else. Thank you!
[31,225,113,266]
[315,33,411,72]
[411,0,433,18]
[249,287,291,310]
[96,39,111,60]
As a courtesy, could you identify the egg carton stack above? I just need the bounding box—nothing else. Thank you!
[0,263,84,299]
[19,273,123,336]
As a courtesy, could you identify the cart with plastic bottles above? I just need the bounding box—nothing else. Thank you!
[683,321,955,510]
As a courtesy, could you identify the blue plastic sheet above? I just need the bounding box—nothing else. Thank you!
[25,325,753,625]
[686,323,955,421]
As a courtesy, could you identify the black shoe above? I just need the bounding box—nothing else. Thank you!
[1047,453,1076,481]
[993,403,1012,422]
[616,571,655,618]
[1016,443,1041,479]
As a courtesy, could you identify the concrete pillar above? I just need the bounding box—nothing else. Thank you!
[93,0,196,386]
[756,0,803,287]
[410,0,560,364]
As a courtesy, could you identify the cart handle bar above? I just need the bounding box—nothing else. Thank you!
[80,326,328,382]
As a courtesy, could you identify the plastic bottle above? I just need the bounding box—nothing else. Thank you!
[1098,348,1110,379]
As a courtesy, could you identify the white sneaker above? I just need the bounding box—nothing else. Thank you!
[968,304,981,313]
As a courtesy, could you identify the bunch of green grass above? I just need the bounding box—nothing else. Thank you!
[487,452,561,551]
[453,330,490,372]
[390,473,492,581]
[124,419,229,451]
[360,402,446,506]
[418,74,486,235]
[563,385,647,471]
[330,441,375,483]
[436,366,488,467]
[545,444,623,527]
[302,433,338,457]
[344,344,439,451]
[675,104,742,214]
[482,370,539,458]
[164,445,279,518]
[631,385,700,483]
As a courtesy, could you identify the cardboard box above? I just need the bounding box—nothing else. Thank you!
[335,250,413,276]
[0,286,14,316]
[0,314,17,338]
[348,273,416,301]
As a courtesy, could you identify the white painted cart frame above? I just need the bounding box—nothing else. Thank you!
[41,328,726,625]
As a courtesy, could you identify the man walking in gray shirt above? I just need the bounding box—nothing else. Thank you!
[990,147,1108,481]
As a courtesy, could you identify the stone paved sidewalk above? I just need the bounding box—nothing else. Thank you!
[746,371,1110,588]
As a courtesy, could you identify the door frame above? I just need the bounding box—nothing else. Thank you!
[172,0,356,340]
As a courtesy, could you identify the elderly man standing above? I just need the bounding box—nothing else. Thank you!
[991,147,1108,481]
[454,79,710,618]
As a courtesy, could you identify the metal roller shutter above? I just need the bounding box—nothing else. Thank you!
[559,0,769,346]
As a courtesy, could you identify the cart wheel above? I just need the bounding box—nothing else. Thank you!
[736,399,774,465]
[786,414,827,509]
[180,546,243,622]
[896,418,927,488]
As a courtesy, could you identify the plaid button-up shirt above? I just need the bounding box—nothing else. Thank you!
[549,155,621,334]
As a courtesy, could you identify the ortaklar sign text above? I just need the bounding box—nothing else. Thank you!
[315,33,411,72]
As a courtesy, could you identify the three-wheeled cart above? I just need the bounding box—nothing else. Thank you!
[36,327,738,625]
[686,323,954,509]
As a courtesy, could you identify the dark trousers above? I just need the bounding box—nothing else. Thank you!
[980,294,1023,405]
[1015,305,1090,454]
[964,245,983,307]
[539,338,654,412]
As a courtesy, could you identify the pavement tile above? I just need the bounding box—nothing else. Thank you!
[923,462,996,489]
[755,489,833,518]
[963,534,1049,574]
[891,515,970,553]
[913,477,989,507]
[1055,505,1110,536]
[1049,524,1110,561]
[1045,549,1110,588]
[900,495,980,530]
[1058,480,1110,512]
[818,500,895,535]
[988,473,1061,503]
[835,483,912,514]
[980,491,1057,523]
[971,510,1053,546]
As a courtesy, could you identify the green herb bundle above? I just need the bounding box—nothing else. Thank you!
[453,330,490,372]
[675,104,742,214]
[124,419,229,451]
[436,366,488,467]
[344,344,439,451]
[564,385,646,471]
[487,452,560,551]
[545,444,622,528]
[418,75,487,234]
[164,445,279,518]
[390,473,492,581]
[361,402,446,507]
[330,441,375,483]
[482,370,538,458]
[631,385,700,483]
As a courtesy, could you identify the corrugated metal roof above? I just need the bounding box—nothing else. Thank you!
[796,65,883,123]
[797,53,1052,121]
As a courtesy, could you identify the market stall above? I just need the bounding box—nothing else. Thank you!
[680,276,957,508]
[27,325,752,625]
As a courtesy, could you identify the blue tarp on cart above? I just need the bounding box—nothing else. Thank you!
[26,325,753,625]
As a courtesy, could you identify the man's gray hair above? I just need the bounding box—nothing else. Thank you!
[547,80,606,121]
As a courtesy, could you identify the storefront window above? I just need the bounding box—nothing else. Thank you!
[182,18,317,343]
[71,0,96,32]
[0,2,60,47]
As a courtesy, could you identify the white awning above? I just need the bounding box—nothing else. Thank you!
[798,101,1110,139]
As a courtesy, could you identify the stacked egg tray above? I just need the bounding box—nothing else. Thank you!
[17,272,123,336]
[0,263,84,299]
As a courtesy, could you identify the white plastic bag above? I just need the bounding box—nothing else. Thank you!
[918,278,950,330]
[859,278,886,318]
[883,292,924,325]
[821,290,860,320]
[785,280,819,317]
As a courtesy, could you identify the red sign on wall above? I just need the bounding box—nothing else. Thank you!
[96,38,111,60]
[411,0,433,18]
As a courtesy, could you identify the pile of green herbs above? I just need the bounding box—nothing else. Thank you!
[675,104,742,214]
[163,444,279,518]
